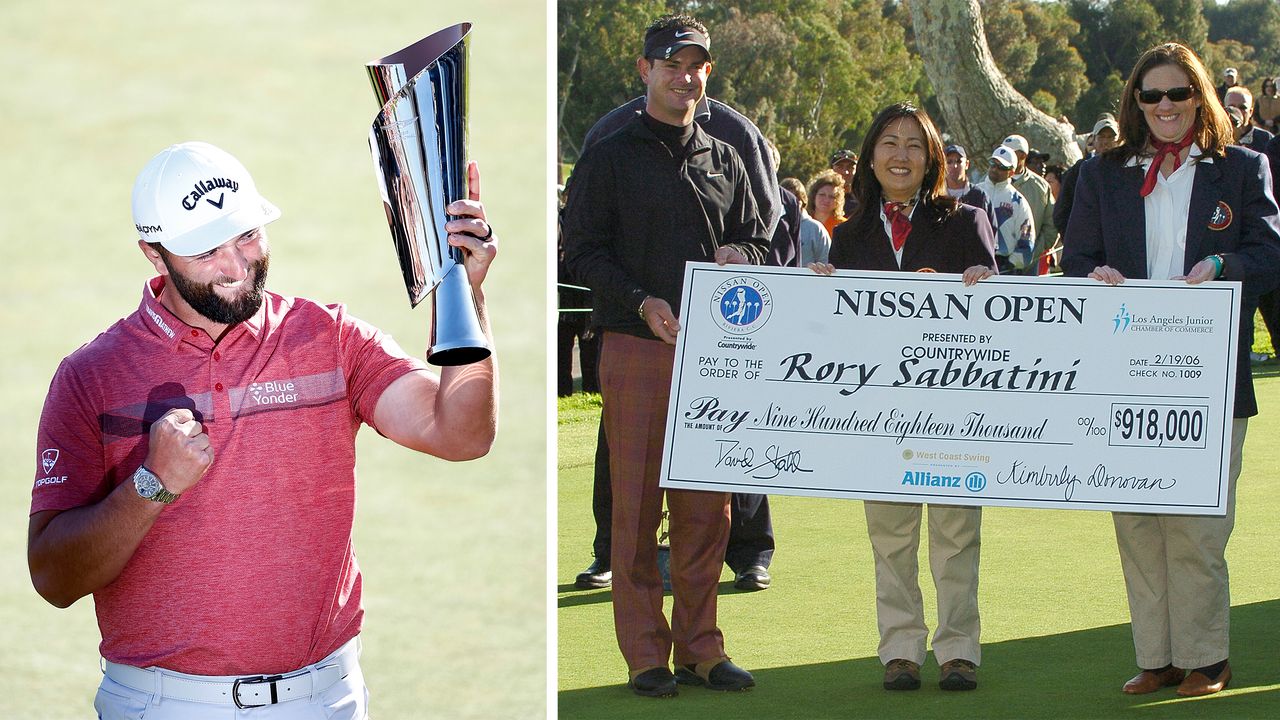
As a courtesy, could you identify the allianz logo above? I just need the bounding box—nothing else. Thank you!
[901,470,987,493]
[247,380,300,406]
[902,470,962,488]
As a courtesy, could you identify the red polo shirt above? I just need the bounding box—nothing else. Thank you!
[32,277,425,675]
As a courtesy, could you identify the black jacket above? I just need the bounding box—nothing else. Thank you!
[1053,157,1084,237]
[581,96,780,237]
[830,199,996,273]
[562,115,768,338]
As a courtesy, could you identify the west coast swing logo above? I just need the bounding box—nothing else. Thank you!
[710,277,772,335]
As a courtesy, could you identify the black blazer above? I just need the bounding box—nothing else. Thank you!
[829,198,996,274]
[1061,146,1280,417]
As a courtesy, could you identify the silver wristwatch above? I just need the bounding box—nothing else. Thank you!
[132,466,180,504]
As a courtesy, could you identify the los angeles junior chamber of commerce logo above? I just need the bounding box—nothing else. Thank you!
[710,276,773,335]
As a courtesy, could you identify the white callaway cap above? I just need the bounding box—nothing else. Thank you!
[1001,134,1030,156]
[131,141,281,256]
[990,145,1018,170]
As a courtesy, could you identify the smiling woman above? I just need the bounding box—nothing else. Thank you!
[1062,41,1280,698]
[808,102,998,694]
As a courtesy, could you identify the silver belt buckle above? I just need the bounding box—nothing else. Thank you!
[232,673,284,709]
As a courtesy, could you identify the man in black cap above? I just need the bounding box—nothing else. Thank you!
[563,13,765,698]
[573,14,780,596]
[830,149,859,216]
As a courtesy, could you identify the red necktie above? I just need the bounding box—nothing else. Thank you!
[884,201,912,251]
[1139,125,1196,197]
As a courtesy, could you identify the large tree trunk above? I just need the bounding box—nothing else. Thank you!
[910,0,1082,166]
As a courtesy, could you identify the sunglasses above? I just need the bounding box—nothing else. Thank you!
[1137,86,1195,104]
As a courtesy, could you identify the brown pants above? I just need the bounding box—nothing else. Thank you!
[600,332,730,673]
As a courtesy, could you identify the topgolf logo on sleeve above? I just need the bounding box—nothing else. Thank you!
[41,448,59,474]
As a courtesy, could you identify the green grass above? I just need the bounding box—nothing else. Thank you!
[1,2,546,718]
[1251,309,1277,357]
[556,377,1280,718]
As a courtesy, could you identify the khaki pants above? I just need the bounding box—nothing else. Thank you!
[864,502,982,666]
[1114,418,1247,669]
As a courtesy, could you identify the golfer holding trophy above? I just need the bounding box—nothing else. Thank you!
[29,23,496,719]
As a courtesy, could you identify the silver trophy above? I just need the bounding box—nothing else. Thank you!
[367,23,491,366]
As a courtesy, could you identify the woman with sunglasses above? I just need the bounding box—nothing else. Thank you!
[811,103,995,693]
[1063,42,1280,697]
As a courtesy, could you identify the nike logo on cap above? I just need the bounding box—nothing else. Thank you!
[674,30,696,38]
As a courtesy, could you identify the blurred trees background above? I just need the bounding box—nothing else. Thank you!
[558,0,1280,178]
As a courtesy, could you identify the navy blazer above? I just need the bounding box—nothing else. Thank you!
[1242,126,1274,154]
[829,198,996,273]
[1061,146,1280,417]
[1267,133,1280,198]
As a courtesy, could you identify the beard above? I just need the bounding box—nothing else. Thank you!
[163,252,270,325]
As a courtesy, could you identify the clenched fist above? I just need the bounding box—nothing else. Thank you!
[144,408,214,495]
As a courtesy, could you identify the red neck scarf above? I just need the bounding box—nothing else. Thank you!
[1140,125,1196,197]
[883,200,913,251]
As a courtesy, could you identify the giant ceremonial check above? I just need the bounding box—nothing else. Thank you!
[659,263,1242,515]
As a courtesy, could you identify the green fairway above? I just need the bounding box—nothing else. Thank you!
[1,1,546,718]
[557,373,1280,718]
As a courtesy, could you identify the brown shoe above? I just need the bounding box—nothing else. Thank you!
[1122,667,1185,694]
[1176,662,1231,697]
[883,659,921,690]
[939,659,978,691]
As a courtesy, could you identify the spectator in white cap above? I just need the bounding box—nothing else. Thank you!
[1055,115,1119,236]
[975,144,1034,273]
[1000,133,1057,273]
[1217,67,1238,101]
[29,140,499,718]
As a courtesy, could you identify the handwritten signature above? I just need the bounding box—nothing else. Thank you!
[716,440,814,480]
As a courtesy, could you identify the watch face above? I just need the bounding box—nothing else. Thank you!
[134,470,161,499]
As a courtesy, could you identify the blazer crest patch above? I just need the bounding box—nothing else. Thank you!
[1208,201,1233,231]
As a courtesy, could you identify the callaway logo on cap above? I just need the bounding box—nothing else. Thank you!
[131,141,281,257]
